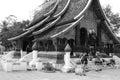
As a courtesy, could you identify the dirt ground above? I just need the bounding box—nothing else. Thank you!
[0,68,119,80]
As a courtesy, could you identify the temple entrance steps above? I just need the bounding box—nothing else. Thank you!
[0,51,17,71]
[0,55,4,71]
[0,62,3,71]
[20,51,64,63]
[19,52,33,62]
[112,55,120,65]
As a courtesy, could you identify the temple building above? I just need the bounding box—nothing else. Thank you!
[8,0,120,54]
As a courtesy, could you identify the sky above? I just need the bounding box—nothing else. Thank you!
[100,0,120,13]
[0,0,45,22]
[0,0,119,22]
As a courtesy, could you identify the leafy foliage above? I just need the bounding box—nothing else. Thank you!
[103,5,120,33]
[0,15,30,49]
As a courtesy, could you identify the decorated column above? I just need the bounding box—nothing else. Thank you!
[61,43,73,72]
[20,49,23,58]
[52,38,57,51]
[29,42,38,69]
[20,41,26,58]
[75,24,80,47]
[32,42,38,59]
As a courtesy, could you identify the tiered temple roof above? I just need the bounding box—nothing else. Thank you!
[8,0,120,44]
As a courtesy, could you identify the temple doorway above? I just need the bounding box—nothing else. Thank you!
[22,40,28,51]
[80,28,88,47]
[22,37,34,52]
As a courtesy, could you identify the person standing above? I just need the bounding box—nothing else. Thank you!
[81,53,88,76]
[75,53,88,76]
[95,51,103,71]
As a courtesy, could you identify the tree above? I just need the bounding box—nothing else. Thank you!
[103,5,113,18]
[0,15,18,32]
[0,15,30,50]
[6,15,17,27]
[19,20,30,28]
[103,5,120,33]
[1,21,9,32]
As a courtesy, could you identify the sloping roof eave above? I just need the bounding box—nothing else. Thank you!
[53,0,71,18]
[33,16,61,35]
[32,0,71,35]
[51,15,84,39]
[74,0,92,20]
[33,23,72,41]
[33,0,92,40]
[8,16,50,41]
[96,0,110,25]
[103,21,120,44]
[96,0,120,44]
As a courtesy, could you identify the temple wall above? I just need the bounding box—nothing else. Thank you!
[101,30,110,43]
[15,40,22,50]
[80,8,97,33]
[59,29,75,39]
[61,7,99,46]
[77,7,111,45]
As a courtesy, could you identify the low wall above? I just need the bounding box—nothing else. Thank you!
[38,51,65,64]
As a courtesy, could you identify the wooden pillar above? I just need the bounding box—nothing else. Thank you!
[11,41,16,50]
[52,38,58,51]
[97,20,102,46]
[75,24,80,47]
[15,40,22,51]
[44,40,47,51]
